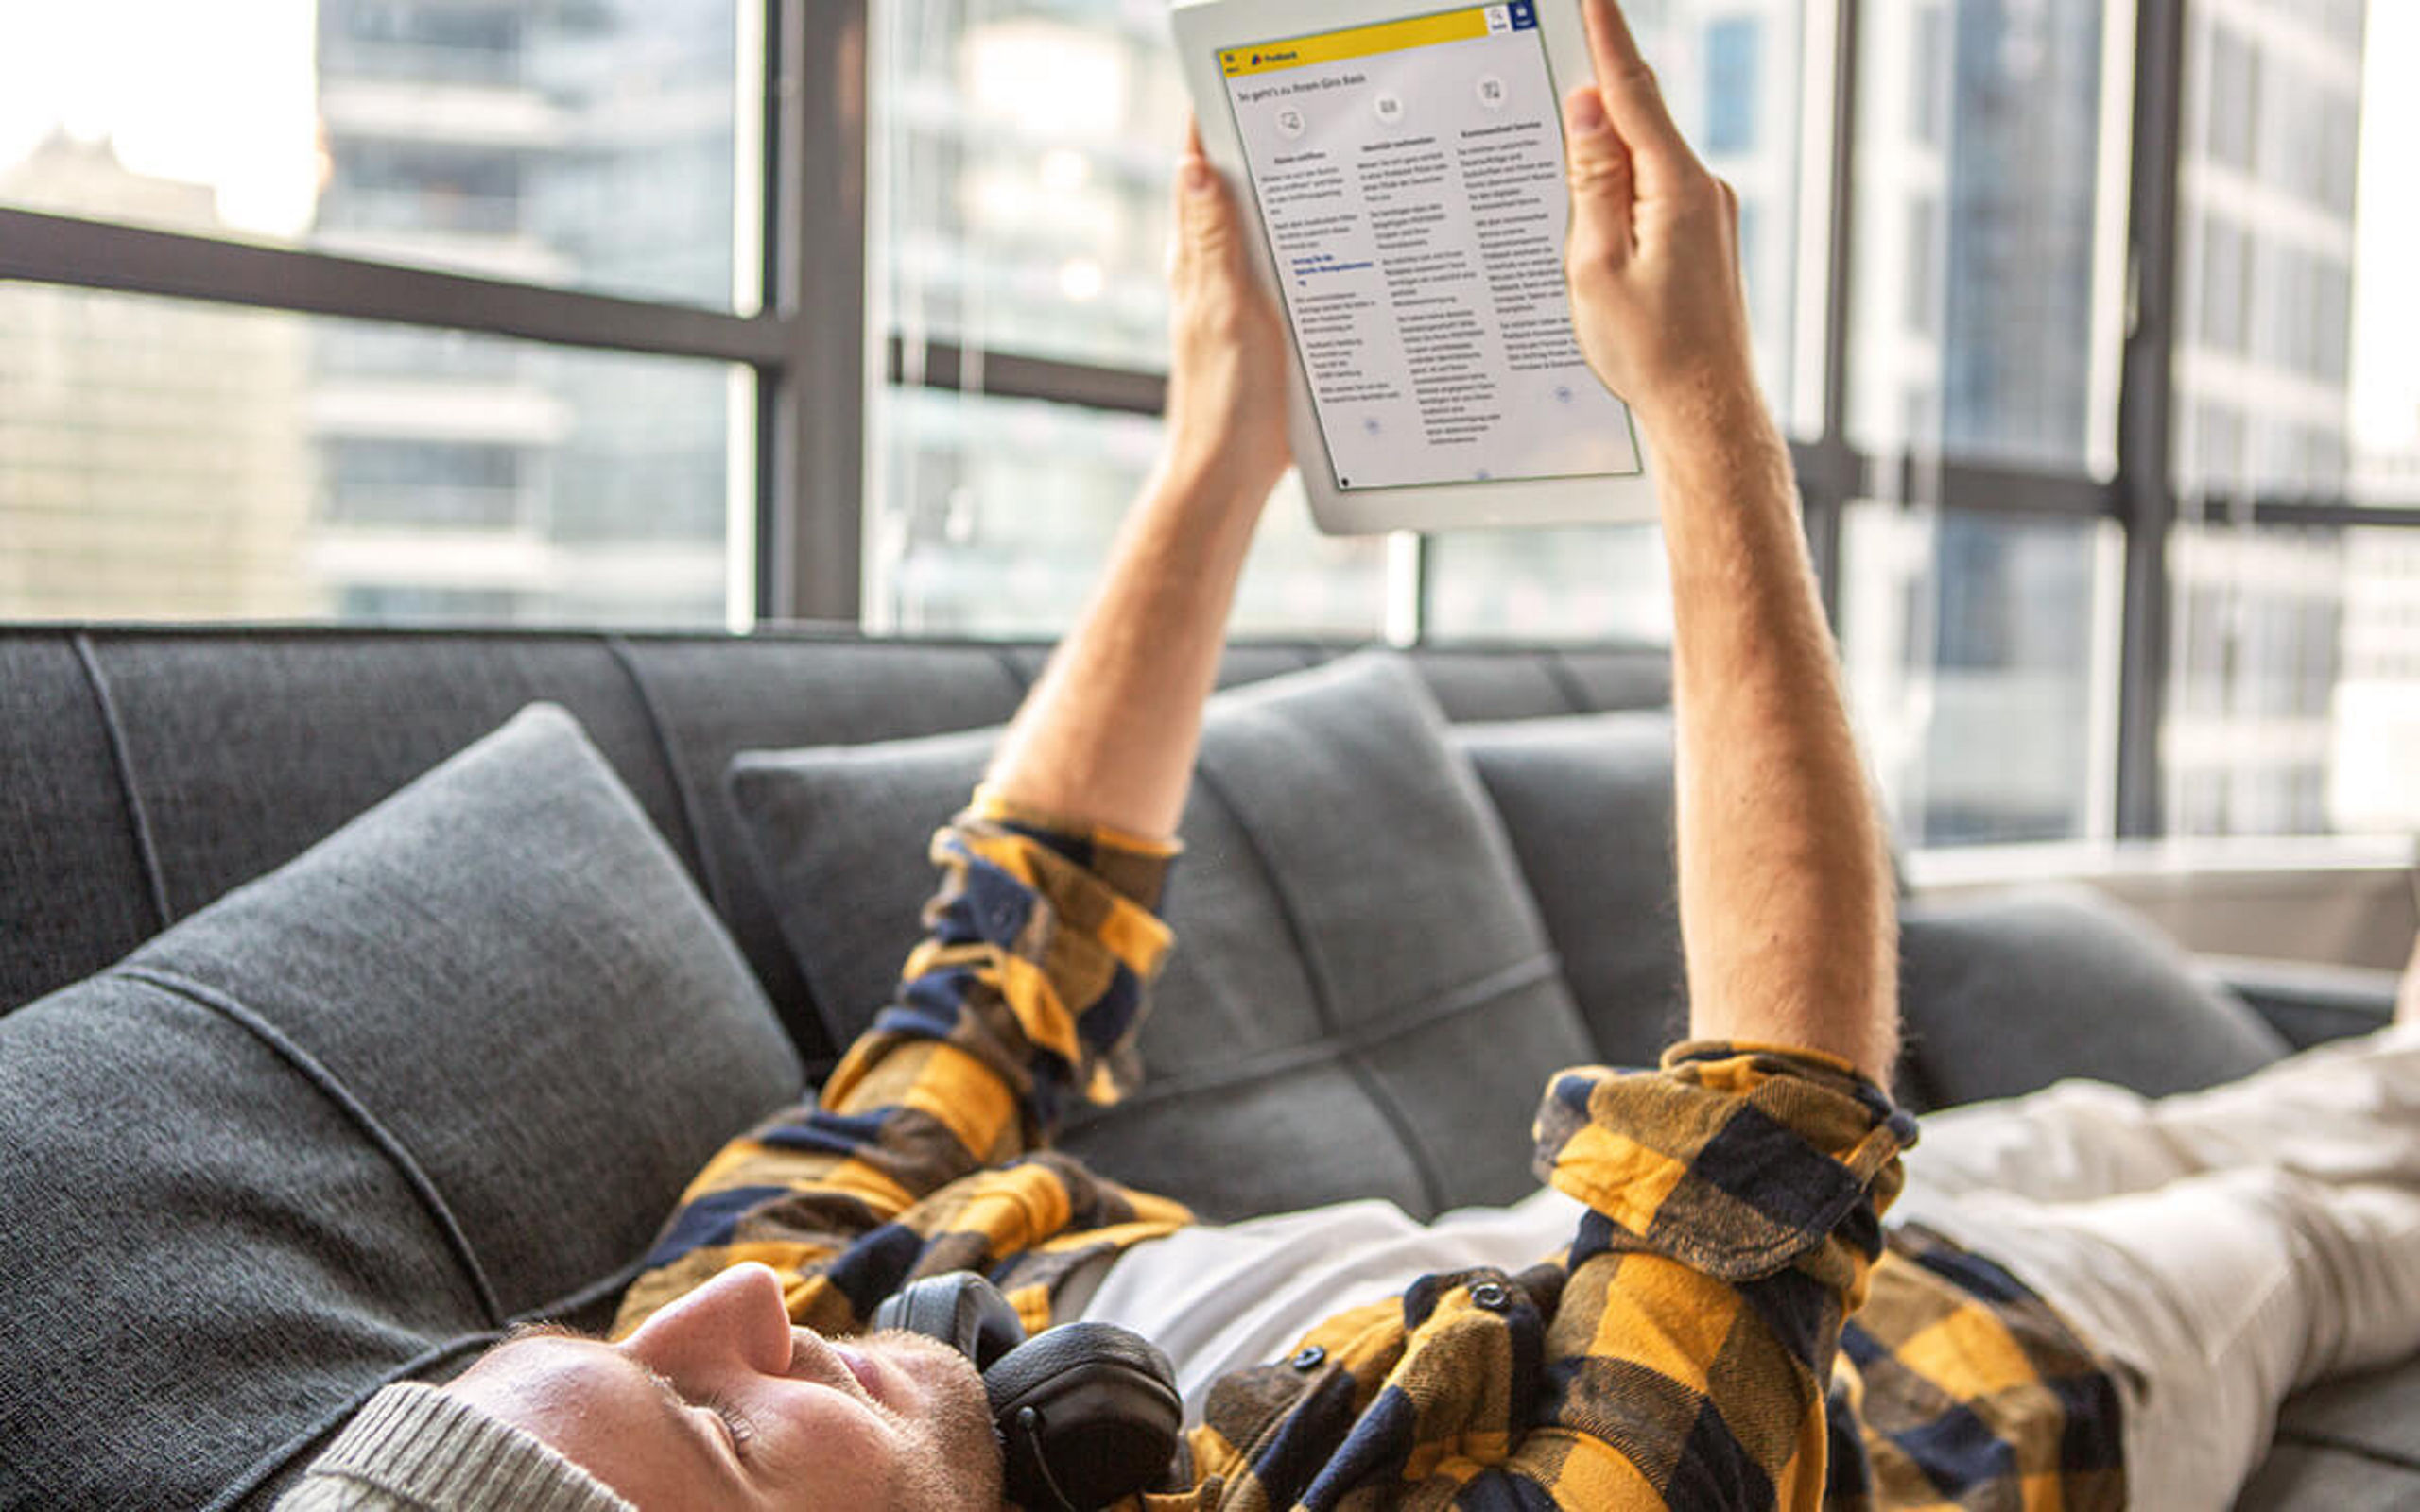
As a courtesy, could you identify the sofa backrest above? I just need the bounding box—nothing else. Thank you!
[0,627,1671,1072]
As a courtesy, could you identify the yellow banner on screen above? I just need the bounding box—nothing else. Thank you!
[1219,8,1495,78]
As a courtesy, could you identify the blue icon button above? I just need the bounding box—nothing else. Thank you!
[1509,1,1536,28]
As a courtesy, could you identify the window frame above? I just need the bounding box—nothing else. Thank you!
[0,0,2414,843]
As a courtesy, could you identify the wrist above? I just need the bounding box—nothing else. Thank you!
[1634,370,1779,463]
[1151,442,1283,522]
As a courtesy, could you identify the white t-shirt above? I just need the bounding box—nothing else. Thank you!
[1073,1186,1589,1423]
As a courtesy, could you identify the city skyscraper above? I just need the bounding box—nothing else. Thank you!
[0,135,317,620]
[308,0,735,626]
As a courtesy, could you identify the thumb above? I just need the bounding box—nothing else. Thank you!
[1177,151,1240,264]
[1562,86,1634,261]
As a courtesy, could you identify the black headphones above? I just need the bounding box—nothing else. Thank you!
[870,1272,1183,1511]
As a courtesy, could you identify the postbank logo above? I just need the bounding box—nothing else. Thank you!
[1224,47,1302,73]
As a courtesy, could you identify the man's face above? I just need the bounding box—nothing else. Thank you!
[444,1263,1004,1511]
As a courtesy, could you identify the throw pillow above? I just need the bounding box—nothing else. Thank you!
[0,705,802,1511]
[1896,885,2289,1107]
[1449,712,1685,1070]
[727,651,1596,1221]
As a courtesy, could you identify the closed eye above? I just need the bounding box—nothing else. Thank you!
[700,1391,757,1459]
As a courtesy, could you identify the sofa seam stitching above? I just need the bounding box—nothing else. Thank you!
[1541,651,1595,713]
[1064,951,1564,1122]
[601,634,724,917]
[202,1262,656,1509]
[116,963,509,1329]
[70,630,174,933]
[990,644,1038,694]
[1186,759,1451,1214]
[200,1332,503,1512]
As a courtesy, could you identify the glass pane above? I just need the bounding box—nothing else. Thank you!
[0,0,751,311]
[873,0,1806,419]
[1840,503,2123,846]
[1850,0,2130,473]
[874,0,1190,370]
[2172,0,2371,499]
[2334,526,2420,833]
[2350,4,2419,505]
[1423,526,1670,644]
[0,286,746,626]
[2165,522,2418,836]
[868,389,1386,638]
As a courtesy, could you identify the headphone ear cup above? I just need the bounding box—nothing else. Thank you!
[984,1322,1182,1512]
[869,1273,1028,1371]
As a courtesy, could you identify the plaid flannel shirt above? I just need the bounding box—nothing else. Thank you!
[615,799,2126,1509]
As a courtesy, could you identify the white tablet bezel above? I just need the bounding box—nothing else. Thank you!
[1172,0,1657,537]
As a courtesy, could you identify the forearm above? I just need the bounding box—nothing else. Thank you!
[1648,397,1898,1084]
[983,458,1268,843]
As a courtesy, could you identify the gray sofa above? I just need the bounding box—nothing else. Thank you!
[0,626,2408,1508]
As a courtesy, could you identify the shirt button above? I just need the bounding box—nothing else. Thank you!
[1290,1345,1327,1371]
[1470,1281,1511,1313]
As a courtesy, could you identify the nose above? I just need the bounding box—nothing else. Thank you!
[620,1262,797,1383]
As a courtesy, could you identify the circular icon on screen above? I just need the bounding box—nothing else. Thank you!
[1276,107,1306,140]
[1374,93,1406,126]
[1476,75,1509,111]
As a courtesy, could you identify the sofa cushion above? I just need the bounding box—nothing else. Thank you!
[1896,886,2290,1108]
[1450,713,1685,1070]
[0,705,802,1511]
[728,652,1596,1221]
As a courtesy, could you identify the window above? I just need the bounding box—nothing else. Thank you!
[0,286,742,627]
[1,0,755,628]
[1852,0,2125,472]
[1841,504,2122,847]
[1702,18,1762,156]
[4,0,2416,851]
[0,0,749,311]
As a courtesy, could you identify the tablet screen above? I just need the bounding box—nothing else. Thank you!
[1218,3,1641,492]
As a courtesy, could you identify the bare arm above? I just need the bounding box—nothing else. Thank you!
[982,128,1292,843]
[1563,0,1898,1083]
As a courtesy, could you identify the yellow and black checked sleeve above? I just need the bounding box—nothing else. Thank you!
[610,791,1187,1338]
[1180,1043,1917,1510]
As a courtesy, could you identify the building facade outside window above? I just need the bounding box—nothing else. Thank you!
[1,0,2412,848]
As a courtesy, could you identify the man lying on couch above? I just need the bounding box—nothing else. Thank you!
[278,2,2420,1507]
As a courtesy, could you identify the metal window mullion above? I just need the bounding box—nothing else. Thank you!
[2113,0,2189,839]
[2249,500,2420,530]
[886,337,1167,416]
[0,207,786,367]
[1807,0,1861,629]
[760,0,871,626]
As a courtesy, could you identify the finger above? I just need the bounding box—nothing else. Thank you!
[1577,0,1689,158]
[1563,86,1635,266]
[1173,139,1246,284]
[1171,119,1211,274]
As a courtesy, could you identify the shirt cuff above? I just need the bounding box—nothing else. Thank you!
[1532,1040,1917,1282]
[927,797,1179,1115]
[967,784,1182,914]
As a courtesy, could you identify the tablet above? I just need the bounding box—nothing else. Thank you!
[1173,0,1656,536]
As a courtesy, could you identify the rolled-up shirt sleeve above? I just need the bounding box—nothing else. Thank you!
[1478,1042,1917,1506]
[611,791,1182,1337]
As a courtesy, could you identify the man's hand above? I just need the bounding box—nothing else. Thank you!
[1160,121,1292,501]
[1561,0,1760,436]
